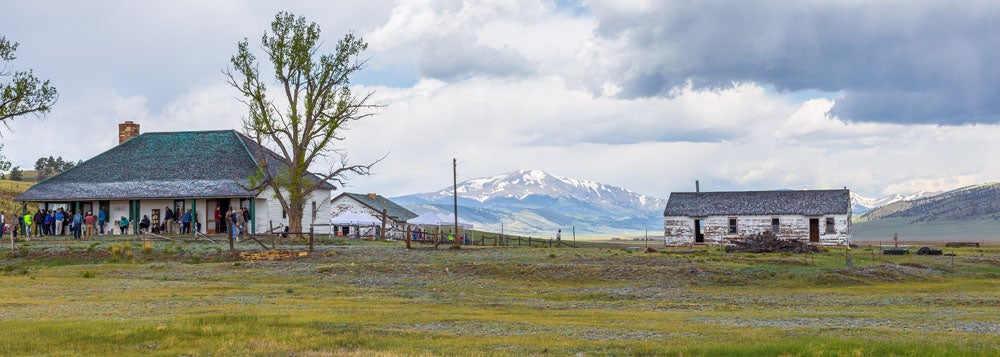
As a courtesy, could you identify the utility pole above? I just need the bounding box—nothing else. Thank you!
[453,158,459,247]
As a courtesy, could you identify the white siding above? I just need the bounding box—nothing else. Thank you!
[260,187,332,234]
[665,214,851,246]
[330,195,409,239]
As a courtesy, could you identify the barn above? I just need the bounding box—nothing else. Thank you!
[663,189,852,246]
[15,122,333,235]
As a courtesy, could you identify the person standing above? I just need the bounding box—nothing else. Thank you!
[54,208,65,236]
[84,211,96,240]
[241,207,250,235]
[556,229,561,242]
[181,209,192,234]
[228,207,240,240]
[0,211,5,241]
[163,206,175,234]
[98,208,107,235]
[33,209,44,237]
[45,210,54,236]
[72,210,84,240]
[22,212,33,241]
[213,206,221,233]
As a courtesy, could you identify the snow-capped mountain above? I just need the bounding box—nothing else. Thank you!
[417,169,664,211]
[393,170,667,235]
[851,191,941,214]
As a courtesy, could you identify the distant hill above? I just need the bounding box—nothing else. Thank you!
[393,169,667,236]
[856,183,1000,223]
[0,179,33,216]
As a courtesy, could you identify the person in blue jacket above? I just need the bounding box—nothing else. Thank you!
[181,209,193,234]
[54,208,65,236]
[98,208,107,235]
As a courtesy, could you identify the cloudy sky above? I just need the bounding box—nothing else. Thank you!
[2,0,999,199]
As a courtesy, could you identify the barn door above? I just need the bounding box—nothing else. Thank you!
[809,218,819,242]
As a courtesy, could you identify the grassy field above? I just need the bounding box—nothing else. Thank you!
[0,179,32,216]
[2,236,999,356]
[853,217,1000,243]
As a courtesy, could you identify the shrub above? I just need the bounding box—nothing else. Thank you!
[109,245,123,260]
[142,241,153,255]
[80,271,95,278]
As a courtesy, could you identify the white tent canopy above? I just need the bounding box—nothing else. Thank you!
[441,213,473,229]
[406,212,473,229]
[330,211,381,226]
[407,212,443,226]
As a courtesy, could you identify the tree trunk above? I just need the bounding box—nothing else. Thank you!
[287,206,304,238]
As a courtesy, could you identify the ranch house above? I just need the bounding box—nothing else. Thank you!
[15,121,333,234]
[663,189,852,246]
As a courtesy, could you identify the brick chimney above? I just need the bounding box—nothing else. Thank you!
[118,121,140,144]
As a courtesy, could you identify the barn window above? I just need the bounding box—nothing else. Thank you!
[728,218,738,233]
[771,218,780,233]
[825,217,836,233]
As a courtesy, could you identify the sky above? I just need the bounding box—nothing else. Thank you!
[2,0,999,199]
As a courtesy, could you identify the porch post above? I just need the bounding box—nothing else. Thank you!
[249,198,255,234]
[191,199,197,235]
[130,200,139,234]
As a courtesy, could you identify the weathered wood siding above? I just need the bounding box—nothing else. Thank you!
[665,214,851,246]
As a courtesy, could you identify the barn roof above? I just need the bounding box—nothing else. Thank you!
[663,189,851,217]
[17,130,333,201]
[334,192,417,222]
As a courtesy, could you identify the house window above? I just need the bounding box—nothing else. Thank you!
[825,217,836,234]
[173,200,185,217]
[728,218,738,234]
[771,218,780,233]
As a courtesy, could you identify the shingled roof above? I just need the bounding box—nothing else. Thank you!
[663,189,851,217]
[17,130,333,201]
[335,192,417,221]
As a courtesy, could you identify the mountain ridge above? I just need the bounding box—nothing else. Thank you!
[393,169,667,235]
[857,183,1000,222]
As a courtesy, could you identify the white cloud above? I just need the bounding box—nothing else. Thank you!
[3,0,1000,203]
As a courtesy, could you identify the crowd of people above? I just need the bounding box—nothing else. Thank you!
[0,205,254,240]
[0,207,114,240]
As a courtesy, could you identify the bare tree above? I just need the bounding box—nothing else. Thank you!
[226,12,382,234]
[0,36,57,126]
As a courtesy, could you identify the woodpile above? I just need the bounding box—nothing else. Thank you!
[724,230,820,253]
[240,250,309,261]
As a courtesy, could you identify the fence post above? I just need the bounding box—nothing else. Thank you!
[309,226,314,253]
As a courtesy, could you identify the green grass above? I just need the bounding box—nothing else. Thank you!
[1,238,1000,355]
